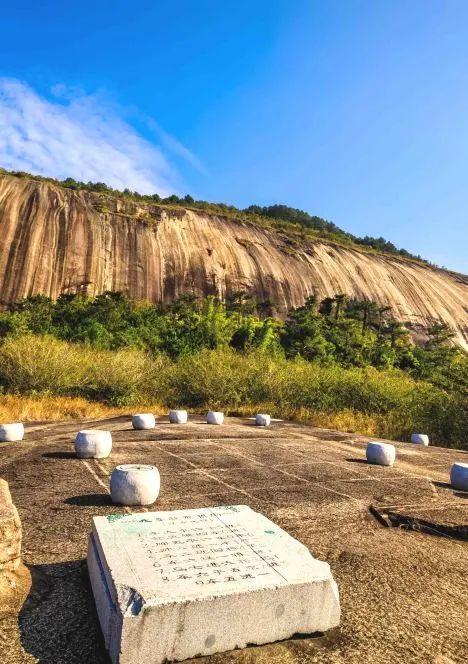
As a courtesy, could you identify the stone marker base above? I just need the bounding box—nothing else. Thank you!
[88,505,340,664]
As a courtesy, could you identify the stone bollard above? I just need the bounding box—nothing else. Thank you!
[255,414,271,426]
[206,411,224,425]
[366,442,396,466]
[410,433,429,446]
[169,410,188,424]
[75,430,112,459]
[110,464,160,506]
[132,413,156,430]
[450,463,468,492]
[0,423,24,442]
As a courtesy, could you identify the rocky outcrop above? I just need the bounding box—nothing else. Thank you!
[0,174,467,349]
[0,479,21,573]
[0,478,30,615]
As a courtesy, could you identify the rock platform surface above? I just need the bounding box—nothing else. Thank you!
[0,415,467,663]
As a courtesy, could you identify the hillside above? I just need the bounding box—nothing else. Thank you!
[0,173,466,349]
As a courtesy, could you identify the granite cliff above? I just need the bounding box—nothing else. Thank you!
[0,174,466,349]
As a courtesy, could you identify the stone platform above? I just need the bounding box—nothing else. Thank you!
[88,506,340,663]
[0,414,467,663]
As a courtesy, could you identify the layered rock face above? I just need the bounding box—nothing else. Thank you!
[0,174,467,349]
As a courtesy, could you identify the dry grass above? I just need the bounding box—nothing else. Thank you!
[0,339,465,448]
[0,395,124,422]
[0,395,169,422]
[229,404,406,438]
[0,394,386,437]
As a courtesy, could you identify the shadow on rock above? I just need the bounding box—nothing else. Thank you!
[431,480,453,491]
[19,559,109,664]
[65,493,113,507]
[42,451,76,460]
[432,482,468,499]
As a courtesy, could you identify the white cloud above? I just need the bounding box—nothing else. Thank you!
[0,78,194,196]
[145,117,208,176]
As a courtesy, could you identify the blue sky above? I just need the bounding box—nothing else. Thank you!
[0,1,467,271]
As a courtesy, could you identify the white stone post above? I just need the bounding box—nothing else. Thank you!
[132,414,156,430]
[75,430,112,459]
[410,433,429,446]
[169,410,188,424]
[110,464,160,506]
[450,463,468,491]
[206,411,224,425]
[0,423,24,442]
[366,442,396,466]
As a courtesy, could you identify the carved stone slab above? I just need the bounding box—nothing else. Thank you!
[87,505,340,663]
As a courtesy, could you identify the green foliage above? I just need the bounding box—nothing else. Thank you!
[244,204,345,236]
[0,291,286,359]
[281,295,418,369]
[0,290,465,447]
[0,291,464,386]
[355,235,424,261]
[0,334,89,393]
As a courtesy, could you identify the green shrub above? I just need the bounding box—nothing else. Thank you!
[0,335,89,393]
[81,347,151,406]
[0,335,157,407]
[0,337,465,448]
[158,349,467,448]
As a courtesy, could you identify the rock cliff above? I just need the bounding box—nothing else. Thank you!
[0,174,466,348]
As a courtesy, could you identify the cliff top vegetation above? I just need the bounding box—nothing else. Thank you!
[0,167,430,266]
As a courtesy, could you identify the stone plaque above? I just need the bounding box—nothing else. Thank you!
[88,505,340,663]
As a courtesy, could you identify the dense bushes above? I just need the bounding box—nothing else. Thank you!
[0,338,465,449]
[0,335,155,406]
[0,335,89,393]
[163,350,466,449]
[0,291,465,448]
[3,291,464,380]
